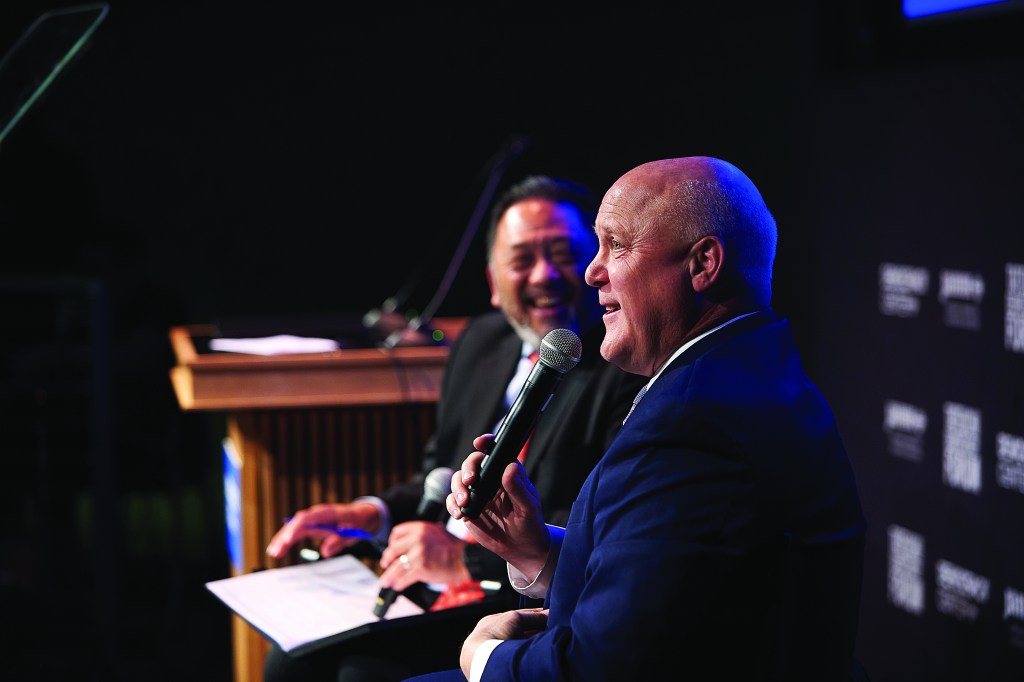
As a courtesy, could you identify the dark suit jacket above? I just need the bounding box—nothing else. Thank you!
[380,311,645,594]
[482,310,866,681]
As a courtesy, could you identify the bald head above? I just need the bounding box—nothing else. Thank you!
[587,156,778,375]
[608,156,776,304]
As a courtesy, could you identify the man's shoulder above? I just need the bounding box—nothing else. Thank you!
[445,312,518,368]
[453,311,515,348]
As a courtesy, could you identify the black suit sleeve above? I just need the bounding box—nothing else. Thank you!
[378,313,511,524]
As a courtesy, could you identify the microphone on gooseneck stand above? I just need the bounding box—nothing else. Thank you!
[382,135,532,348]
[372,466,454,618]
[459,328,582,520]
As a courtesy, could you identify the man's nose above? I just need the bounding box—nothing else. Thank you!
[584,257,602,287]
[529,257,559,283]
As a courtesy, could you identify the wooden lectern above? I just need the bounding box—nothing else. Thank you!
[168,319,466,682]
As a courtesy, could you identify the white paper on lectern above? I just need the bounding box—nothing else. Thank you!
[208,334,340,355]
[205,555,424,653]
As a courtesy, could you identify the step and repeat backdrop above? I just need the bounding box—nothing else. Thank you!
[806,58,1024,681]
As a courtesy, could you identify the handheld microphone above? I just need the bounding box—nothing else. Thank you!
[373,466,454,618]
[459,328,582,519]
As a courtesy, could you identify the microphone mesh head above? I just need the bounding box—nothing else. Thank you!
[423,467,454,502]
[539,328,582,374]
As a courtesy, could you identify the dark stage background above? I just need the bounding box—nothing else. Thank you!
[1,2,1022,680]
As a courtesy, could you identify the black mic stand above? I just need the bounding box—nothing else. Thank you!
[364,135,532,348]
[361,296,410,338]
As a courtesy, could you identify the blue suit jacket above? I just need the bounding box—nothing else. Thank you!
[483,310,866,681]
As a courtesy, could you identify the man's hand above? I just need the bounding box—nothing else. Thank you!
[447,434,551,579]
[459,608,549,678]
[266,501,380,559]
[377,521,472,592]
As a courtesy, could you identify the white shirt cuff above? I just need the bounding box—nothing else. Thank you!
[470,639,503,682]
[446,514,472,540]
[353,496,391,544]
[507,525,565,599]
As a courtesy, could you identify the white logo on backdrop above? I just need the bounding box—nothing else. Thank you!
[939,269,985,330]
[884,400,927,462]
[1006,263,1024,353]
[936,558,990,622]
[888,524,926,615]
[996,431,1024,495]
[1007,587,1024,621]
[880,263,930,317]
[942,402,982,494]
[1006,587,1024,652]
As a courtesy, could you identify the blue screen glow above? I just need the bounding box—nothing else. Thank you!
[903,0,1008,18]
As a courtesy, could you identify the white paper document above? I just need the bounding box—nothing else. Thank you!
[205,555,424,653]
[208,334,340,355]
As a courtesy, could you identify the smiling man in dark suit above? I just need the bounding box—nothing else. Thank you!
[262,175,644,682]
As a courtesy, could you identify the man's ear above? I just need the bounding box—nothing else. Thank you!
[486,264,501,309]
[689,236,725,293]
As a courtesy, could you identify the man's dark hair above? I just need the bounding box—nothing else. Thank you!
[485,175,599,259]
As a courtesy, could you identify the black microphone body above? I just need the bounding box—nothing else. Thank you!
[373,467,453,618]
[460,328,582,519]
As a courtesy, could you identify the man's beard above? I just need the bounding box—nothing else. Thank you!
[505,309,579,351]
[506,314,543,350]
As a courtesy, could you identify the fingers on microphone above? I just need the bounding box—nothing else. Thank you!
[447,492,465,518]
[471,433,495,450]
[504,461,534,504]
[502,460,523,488]
[459,451,487,488]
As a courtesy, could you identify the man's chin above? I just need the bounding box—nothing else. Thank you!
[600,338,632,373]
[599,338,616,363]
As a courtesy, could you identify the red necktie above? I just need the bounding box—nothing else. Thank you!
[430,350,541,612]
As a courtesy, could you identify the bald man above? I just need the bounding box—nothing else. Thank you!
[432,156,866,681]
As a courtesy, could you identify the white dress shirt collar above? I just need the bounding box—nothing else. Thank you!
[646,310,761,390]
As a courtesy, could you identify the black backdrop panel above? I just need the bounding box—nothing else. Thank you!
[809,60,1024,681]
